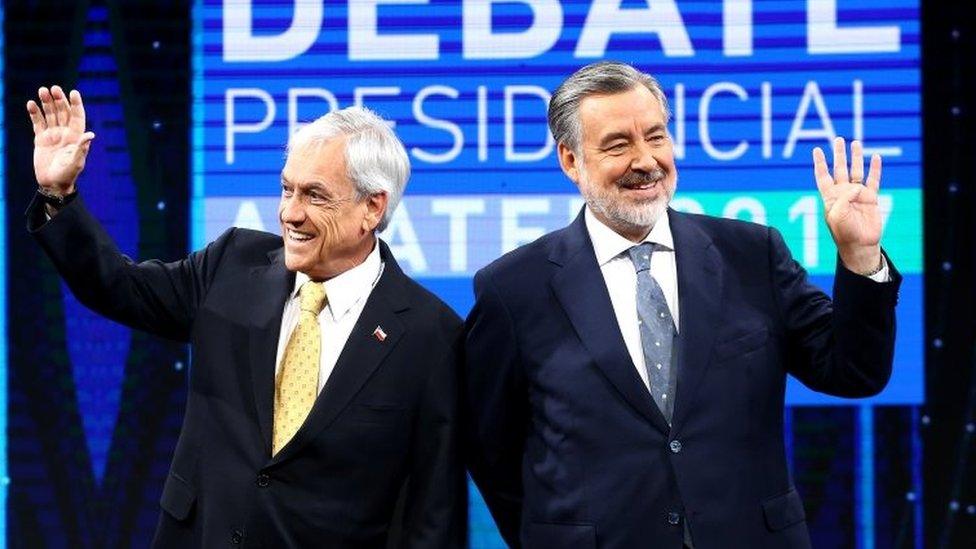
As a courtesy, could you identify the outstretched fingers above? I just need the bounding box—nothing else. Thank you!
[52,85,71,126]
[850,140,864,184]
[38,87,57,129]
[68,89,87,134]
[26,100,46,135]
[866,154,882,191]
[812,147,833,196]
[832,137,849,184]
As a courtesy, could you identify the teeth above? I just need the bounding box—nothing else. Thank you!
[289,230,313,241]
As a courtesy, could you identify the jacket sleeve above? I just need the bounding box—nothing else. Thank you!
[769,225,902,397]
[28,193,230,342]
[462,268,527,547]
[399,321,468,548]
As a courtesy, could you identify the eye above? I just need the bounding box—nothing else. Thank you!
[281,183,293,197]
[308,191,327,205]
[606,142,628,154]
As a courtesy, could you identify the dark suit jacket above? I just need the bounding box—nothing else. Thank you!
[464,209,900,549]
[29,196,466,548]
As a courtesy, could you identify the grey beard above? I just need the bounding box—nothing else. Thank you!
[581,169,672,235]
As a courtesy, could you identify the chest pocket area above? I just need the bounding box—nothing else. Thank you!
[712,327,769,363]
[341,403,408,424]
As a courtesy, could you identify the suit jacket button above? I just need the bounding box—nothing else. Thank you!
[231,530,244,544]
[668,512,681,525]
[669,440,682,453]
[256,473,270,487]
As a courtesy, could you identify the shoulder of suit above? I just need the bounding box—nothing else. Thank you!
[384,268,463,328]
[476,224,570,278]
[204,227,283,264]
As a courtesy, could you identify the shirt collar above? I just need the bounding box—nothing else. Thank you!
[290,240,384,322]
[584,206,674,266]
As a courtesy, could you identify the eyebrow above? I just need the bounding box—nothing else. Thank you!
[598,124,667,147]
[280,175,328,193]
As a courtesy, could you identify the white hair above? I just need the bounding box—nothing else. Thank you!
[287,106,409,232]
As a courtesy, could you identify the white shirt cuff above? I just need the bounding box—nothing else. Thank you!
[866,256,891,283]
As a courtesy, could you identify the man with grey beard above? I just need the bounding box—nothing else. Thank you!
[463,61,900,548]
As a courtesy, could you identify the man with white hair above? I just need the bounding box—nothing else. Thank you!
[26,86,466,547]
[464,62,900,548]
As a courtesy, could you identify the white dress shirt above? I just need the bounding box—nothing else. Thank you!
[585,208,679,391]
[274,241,384,395]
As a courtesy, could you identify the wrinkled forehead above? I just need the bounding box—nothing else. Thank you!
[578,86,667,142]
[281,135,350,185]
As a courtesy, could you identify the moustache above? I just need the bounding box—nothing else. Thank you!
[616,169,667,188]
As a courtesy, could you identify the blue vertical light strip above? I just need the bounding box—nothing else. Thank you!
[191,0,206,251]
[856,405,876,549]
[0,4,8,547]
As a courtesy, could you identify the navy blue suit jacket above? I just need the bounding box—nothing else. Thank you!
[464,209,900,549]
[30,196,467,548]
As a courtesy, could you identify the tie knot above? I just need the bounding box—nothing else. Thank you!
[627,242,655,273]
[299,281,327,315]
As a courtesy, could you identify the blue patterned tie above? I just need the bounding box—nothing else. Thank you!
[627,243,675,423]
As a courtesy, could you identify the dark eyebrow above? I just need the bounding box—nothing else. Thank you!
[598,131,631,147]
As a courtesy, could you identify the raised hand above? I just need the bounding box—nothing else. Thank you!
[812,137,883,275]
[27,85,95,195]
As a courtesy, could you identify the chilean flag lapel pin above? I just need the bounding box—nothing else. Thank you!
[373,325,387,342]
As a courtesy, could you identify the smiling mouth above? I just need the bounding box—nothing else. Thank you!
[617,169,666,191]
[287,229,315,242]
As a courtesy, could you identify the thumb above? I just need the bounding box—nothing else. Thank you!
[73,132,95,159]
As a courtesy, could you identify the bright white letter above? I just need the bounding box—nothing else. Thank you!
[501,198,550,253]
[808,0,900,54]
[413,86,464,164]
[576,0,693,58]
[783,81,836,159]
[349,0,439,60]
[288,88,339,138]
[699,82,749,161]
[381,203,429,273]
[223,0,321,62]
[225,88,275,165]
[505,86,554,162]
[723,0,753,56]
[463,0,563,59]
[431,198,486,272]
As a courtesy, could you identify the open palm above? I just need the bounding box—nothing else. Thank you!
[813,138,883,272]
[27,86,95,194]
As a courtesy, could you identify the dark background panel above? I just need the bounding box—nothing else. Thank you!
[2,0,974,547]
[4,1,190,547]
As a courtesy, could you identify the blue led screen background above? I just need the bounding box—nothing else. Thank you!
[193,1,922,546]
[194,0,922,403]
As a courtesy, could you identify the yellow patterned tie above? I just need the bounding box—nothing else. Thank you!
[272,281,327,455]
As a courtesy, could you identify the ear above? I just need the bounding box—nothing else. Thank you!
[362,192,389,232]
[557,142,581,184]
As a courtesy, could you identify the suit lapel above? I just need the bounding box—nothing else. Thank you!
[668,210,723,434]
[269,240,408,465]
[549,213,670,433]
[248,249,295,457]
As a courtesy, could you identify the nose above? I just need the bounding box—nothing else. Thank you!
[631,140,660,173]
[279,194,305,226]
